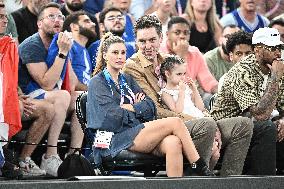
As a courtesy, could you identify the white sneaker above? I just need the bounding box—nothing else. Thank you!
[40,154,63,177]
[19,157,46,176]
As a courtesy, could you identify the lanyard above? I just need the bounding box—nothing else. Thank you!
[103,68,135,105]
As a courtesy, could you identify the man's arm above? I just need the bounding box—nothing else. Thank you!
[249,74,279,120]
[26,32,73,91]
[249,60,284,120]
[26,58,66,91]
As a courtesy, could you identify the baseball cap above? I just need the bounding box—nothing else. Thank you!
[252,27,283,47]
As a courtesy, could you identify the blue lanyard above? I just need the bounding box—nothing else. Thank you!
[103,68,135,105]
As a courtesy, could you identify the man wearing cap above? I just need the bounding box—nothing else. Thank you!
[211,27,284,175]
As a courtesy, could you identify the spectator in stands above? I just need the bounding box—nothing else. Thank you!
[18,3,84,177]
[158,55,221,170]
[220,0,269,33]
[18,88,55,176]
[83,0,104,15]
[217,30,253,91]
[11,0,51,44]
[89,32,215,177]
[0,2,23,179]
[129,0,153,20]
[106,0,136,50]
[160,16,218,108]
[182,0,222,53]
[226,31,253,65]
[88,7,135,69]
[3,0,25,14]
[211,27,284,175]
[123,15,253,176]
[215,0,237,18]
[150,0,176,43]
[62,11,96,91]
[254,0,284,20]
[204,25,240,81]
[60,0,100,42]
[0,0,19,43]
[269,18,284,43]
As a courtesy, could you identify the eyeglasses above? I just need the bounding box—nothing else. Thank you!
[0,14,8,21]
[42,14,65,21]
[106,15,124,22]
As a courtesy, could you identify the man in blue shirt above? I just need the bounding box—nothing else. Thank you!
[88,7,135,69]
[63,11,96,91]
[220,0,269,33]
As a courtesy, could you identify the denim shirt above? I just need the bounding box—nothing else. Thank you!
[87,71,156,165]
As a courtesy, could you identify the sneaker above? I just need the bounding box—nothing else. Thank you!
[40,154,62,177]
[19,157,46,176]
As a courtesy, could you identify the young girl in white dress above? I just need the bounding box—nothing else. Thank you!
[159,55,220,170]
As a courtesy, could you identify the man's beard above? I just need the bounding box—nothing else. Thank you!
[46,31,55,39]
[66,2,83,11]
[106,28,124,37]
[79,26,97,41]
[221,43,229,55]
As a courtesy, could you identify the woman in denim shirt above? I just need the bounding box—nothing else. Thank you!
[87,33,214,177]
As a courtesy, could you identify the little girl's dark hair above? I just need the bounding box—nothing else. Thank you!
[160,55,185,82]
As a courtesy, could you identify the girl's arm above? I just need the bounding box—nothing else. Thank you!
[161,81,186,113]
[188,79,206,111]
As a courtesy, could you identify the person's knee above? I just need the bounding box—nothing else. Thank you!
[192,118,217,136]
[53,90,71,110]
[38,101,55,122]
[238,117,254,136]
[170,117,189,132]
[163,135,182,154]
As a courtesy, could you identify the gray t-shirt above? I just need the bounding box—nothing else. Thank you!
[18,33,47,93]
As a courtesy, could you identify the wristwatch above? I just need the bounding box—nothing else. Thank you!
[57,52,67,59]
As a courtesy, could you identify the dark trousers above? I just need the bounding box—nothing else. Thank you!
[243,120,277,175]
[277,140,284,172]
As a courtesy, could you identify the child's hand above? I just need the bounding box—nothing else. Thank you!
[185,77,198,90]
[178,81,187,91]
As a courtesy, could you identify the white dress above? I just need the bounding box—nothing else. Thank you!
[160,86,205,118]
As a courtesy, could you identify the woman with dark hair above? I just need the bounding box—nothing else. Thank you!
[87,32,215,177]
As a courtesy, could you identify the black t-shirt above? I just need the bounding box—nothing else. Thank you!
[189,23,216,54]
[11,7,38,44]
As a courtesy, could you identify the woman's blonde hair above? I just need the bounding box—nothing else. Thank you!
[184,0,221,33]
[92,32,125,76]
